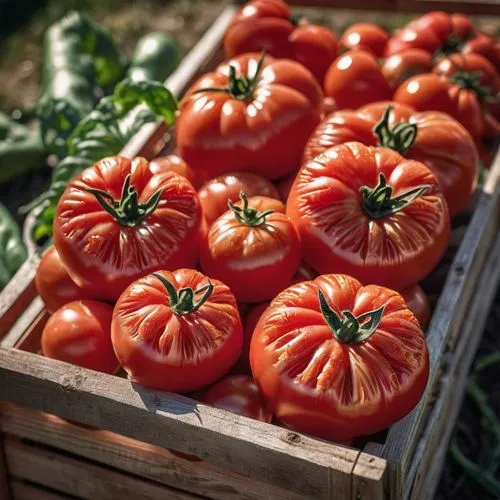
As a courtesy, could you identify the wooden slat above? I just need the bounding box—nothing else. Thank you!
[4,438,198,500]
[0,403,304,500]
[351,448,386,500]
[10,481,74,500]
[0,433,11,500]
[1,297,45,349]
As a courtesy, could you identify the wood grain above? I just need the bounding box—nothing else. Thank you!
[351,449,386,500]
[10,481,72,500]
[0,432,11,500]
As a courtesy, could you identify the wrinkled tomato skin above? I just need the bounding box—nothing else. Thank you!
[149,154,203,189]
[42,300,119,374]
[250,274,429,441]
[201,375,273,422]
[401,285,431,330]
[324,50,392,110]
[36,246,96,314]
[341,23,389,58]
[53,156,203,302]
[199,172,280,226]
[112,269,243,393]
[201,196,301,303]
[287,142,450,291]
[382,49,434,89]
[176,53,323,181]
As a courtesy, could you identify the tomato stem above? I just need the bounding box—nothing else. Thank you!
[228,192,274,226]
[434,34,465,59]
[373,106,417,154]
[318,290,385,344]
[153,273,213,315]
[448,70,493,101]
[360,173,429,219]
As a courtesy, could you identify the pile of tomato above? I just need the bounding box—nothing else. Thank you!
[35,0,499,444]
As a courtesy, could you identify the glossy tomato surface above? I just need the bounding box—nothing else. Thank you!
[340,23,389,57]
[463,33,500,71]
[201,375,273,422]
[250,274,429,441]
[112,269,243,392]
[287,142,450,290]
[42,300,119,373]
[150,154,202,189]
[199,172,279,225]
[401,284,431,330]
[324,50,392,110]
[382,49,434,89]
[54,156,203,302]
[176,53,323,180]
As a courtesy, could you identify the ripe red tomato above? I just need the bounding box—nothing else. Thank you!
[463,33,500,72]
[112,269,243,392]
[35,246,95,314]
[149,154,202,189]
[401,285,430,330]
[176,53,322,181]
[201,193,300,302]
[223,0,339,83]
[250,274,429,441]
[382,49,434,89]
[201,375,272,423]
[42,300,119,373]
[322,97,337,118]
[53,156,204,302]
[199,172,280,225]
[303,101,478,217]
[341,23,389,57]
[324,50,392,110]
[287,142,450,290]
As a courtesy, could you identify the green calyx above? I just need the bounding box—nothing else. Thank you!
[86,174,163,227]
[193,51,266,101]
[228,192,273,226]
[318,290,385,344]
[434,34,465,59]
[373,106,417,155]
[153,273,213,316]
[360,173,429,219]
[448,70,494,101]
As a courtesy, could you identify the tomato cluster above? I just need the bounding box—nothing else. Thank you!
[35,3,497,445]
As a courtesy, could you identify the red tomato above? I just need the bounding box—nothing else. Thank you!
[35,246,95,314]
[250,274,429,441]
[42,300,119,373]
[234,195,285,214]
[324,50,392,110]
[149,154,202,189]
[223,0,339,83]
[201,375,272,422]
[53,156,203,302]
[199,172,280,226]
[382,49,434,89]
[287,142,450,290]
[463,33,500,72]
[341,23,389,57]
[176,53,323,181]
[112,269,243,392]
[200,193,301,302]
[322,97,337,118]
[275,171,298,202]
[401,285,431,330]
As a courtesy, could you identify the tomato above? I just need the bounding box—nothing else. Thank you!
[199,172,280,225]
[35,246,95,314]
[223,0,339,83]
[250,274,429,441]
[275,171,298,202]
[322,97,337,118]
[112,269,243,392]
[201,375,273,422]
[463,33,500,72]
[382,49,434,89]
[340,23,389,58]
[149,154,202,189]
[401,285,430,330]
[303,101,478,217]
[42,300,119,373]
[287,142,450,290]
[200,193,301,302]
[234,195,285,214]
[176,53,323,181]
[53,156,203,302]
[324,50,392,110]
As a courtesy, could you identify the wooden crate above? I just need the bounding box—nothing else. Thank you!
[1,3,500,500]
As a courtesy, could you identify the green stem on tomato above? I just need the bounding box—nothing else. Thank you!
[373,106,417,154]
[228,192,273,226]
[448,70,493,101]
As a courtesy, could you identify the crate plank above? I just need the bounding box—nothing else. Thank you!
[0,433,11,500]
[351,449,386,500]
[10,481,74,500]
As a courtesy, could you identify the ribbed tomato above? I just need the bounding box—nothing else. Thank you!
[54,156,203,302]
[149,154,202,189]
[340,23,389,57]
[287,142,450,290]
[463,33,500,72]
[112,269,243,392]
[250,274,429,441]
[382,49,434,89]
[401,284,431,329]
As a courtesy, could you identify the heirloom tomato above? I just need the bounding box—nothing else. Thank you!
[401,285,430,330]
[201,375,272,423]
[112,269,243,393]
[42,300,119,374]
[382,49,434,89]
[287,142,450,290]
[199,172,279,225]
[250,274,429,441]
[150,154,202,189]
[176,52,323,180]
[223,0,339,83]
[201,193,300,303]
[53,156,203,302]
[463,33,500,72]
[340,23,389,57]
